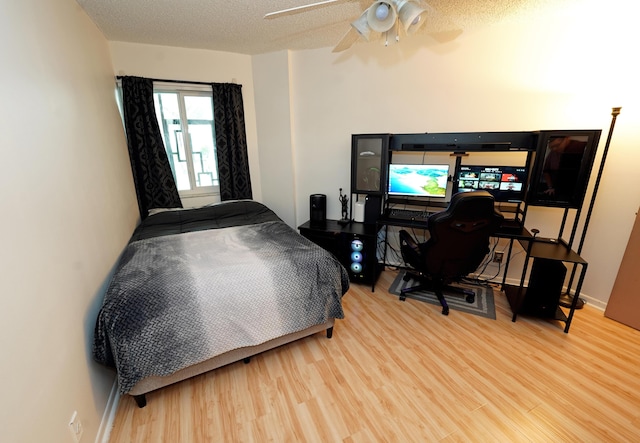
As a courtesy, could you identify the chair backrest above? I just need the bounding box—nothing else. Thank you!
[421,191,503,280]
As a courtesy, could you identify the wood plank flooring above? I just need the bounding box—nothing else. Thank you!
[108,270,640,442]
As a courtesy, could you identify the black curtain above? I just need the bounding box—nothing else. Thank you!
[121,76,182,218]
[212,83,253,201]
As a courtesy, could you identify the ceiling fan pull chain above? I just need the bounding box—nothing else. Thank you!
[395,17,400,43]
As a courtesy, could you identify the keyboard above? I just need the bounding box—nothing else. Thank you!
[386,208,431,222]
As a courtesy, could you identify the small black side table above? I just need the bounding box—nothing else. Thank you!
[299,219,381,291]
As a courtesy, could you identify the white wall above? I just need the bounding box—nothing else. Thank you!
[0,1,139,442]
[276,0,640,308]
[109,41,263,206]
[252,51,297,226]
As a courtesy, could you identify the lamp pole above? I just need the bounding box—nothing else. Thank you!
[559,106,622,309]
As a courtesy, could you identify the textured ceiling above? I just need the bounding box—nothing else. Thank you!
[77,0,555,55]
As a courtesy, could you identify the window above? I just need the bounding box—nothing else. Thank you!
[153,86,218,196]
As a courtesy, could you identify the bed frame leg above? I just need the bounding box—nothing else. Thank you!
[133,394,147,408]
[326,326,333,339]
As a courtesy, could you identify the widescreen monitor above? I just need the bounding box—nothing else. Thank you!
[457,165,528,202]
[388,164,450,198]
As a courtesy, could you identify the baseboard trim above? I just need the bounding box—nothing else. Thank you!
[96,380,120,443]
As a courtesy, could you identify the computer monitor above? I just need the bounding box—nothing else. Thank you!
[388,164,450,198]
[457,165,528,202]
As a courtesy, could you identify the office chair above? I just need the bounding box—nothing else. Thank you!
[398,191,503,315]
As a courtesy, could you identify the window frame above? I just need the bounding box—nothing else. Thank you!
[153,82,219,198]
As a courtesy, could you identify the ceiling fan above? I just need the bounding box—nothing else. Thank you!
[265,1,432,53]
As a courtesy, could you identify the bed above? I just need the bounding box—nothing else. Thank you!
[93,200,349,407]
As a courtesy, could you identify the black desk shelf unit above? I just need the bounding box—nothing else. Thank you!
[346,130,601,331]
[503,236,588,333]
[298,220,382,290]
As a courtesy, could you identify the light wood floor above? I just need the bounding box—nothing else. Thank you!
[109,270,640,442]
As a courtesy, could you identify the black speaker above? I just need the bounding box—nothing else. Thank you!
[310,194,326,227]
[364,195,382,225]
[523,258,567,317]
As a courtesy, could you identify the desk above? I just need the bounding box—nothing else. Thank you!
[377,216,587,333]
[376,214,530,270]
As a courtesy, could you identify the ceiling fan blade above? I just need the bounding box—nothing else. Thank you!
[264,0,343,19]
[332,27,360,53]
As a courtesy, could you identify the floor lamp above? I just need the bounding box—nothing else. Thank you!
[559,106,622,309]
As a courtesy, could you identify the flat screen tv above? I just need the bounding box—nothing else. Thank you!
[457,165,529,202]
[388,164,450,198]
[527,130,601,209]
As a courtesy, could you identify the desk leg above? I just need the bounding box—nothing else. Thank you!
[512,241,533,322]
[382,223,389,265]
[564,263,587,333]
[501,238,516,291]
[512,286,523,322]
[372,224,389,293]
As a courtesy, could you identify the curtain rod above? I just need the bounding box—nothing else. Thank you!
[115,76,238,86]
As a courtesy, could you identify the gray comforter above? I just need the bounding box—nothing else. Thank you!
[94,203,349,394]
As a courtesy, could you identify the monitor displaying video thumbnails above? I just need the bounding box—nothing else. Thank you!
[457,165,528,202]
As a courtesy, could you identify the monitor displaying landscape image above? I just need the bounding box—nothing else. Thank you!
[388,164,450,198]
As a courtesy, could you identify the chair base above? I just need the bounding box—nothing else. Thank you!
[399,272,476,316]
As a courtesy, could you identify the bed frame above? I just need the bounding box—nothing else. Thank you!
[128,319,335,407]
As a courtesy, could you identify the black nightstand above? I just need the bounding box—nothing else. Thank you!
[299,219,382,290]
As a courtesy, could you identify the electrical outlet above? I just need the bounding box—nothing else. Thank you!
[68,411,83,443]
[493,251,504,263]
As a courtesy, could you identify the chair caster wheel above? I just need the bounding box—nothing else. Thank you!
[466,294,475,303]
[399,295,406,302]
[402,274,411,282]
[442,307,449,315]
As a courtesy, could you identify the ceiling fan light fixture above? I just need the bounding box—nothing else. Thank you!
[375,3,390,20]
[265,0,434,52]
[396,0,426,34]
[351,11,372,40]
[367,1,397,33]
